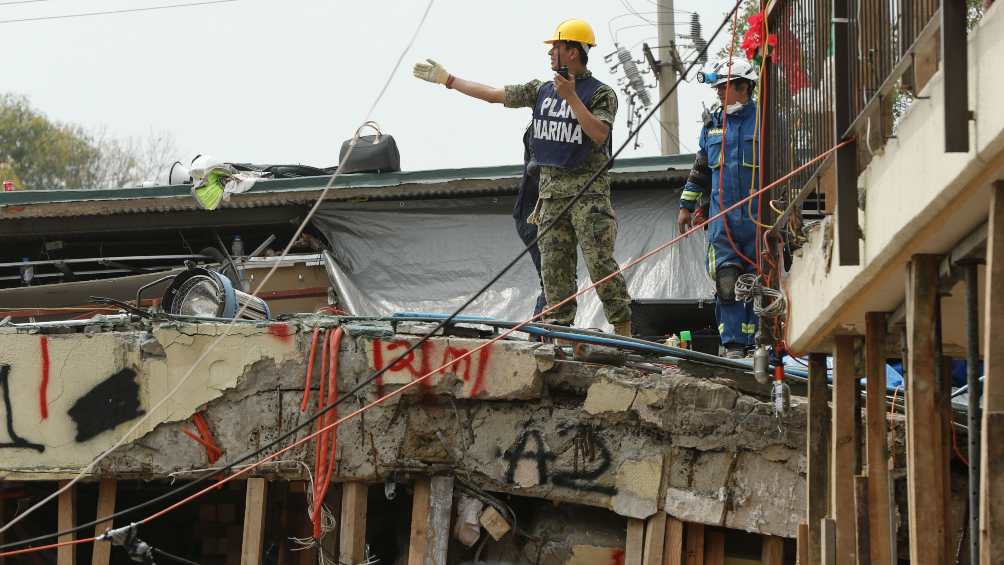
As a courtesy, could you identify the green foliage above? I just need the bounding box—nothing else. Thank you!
[716,0,761,62]
[0,94,176,190]
[0,94,102,189]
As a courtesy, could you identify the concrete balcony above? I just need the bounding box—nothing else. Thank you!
[785,2,1004,353]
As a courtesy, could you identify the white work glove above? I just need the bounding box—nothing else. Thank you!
[413,58,450,85]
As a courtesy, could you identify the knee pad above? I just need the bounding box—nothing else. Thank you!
[715,265,741,303]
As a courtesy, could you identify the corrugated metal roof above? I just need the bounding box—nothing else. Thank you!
[0,154,695,220]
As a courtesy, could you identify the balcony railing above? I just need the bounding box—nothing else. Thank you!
[763,0,970,265]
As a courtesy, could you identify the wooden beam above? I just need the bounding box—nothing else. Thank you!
[339,482,368,565]
[90,480,117,565]
[853,475,870,565]
[761,535,784,565]
[831,335,857,565]
[906,254,949,565]
[820,518,836,565]
[57,480,76,565]
[704,530,724,565]
[864,312,894,565]
[663,517,685,565]
[626,519,645,565]
[643,513,667,565]
[684,523,704,565]
[982,181,1004,564]
[240,478,269,565]
[797,523,808,565]
[290,482,316,565]
[407,476,453,565]
[807,353,830,565]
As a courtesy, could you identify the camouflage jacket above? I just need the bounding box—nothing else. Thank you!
[504,71,617,199]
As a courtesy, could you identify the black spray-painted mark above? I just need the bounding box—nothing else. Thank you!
[501,426,616,495]
[67,368,145,442]
[0,364,45,452]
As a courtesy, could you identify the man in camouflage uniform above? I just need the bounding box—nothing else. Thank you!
[412,19,632,335]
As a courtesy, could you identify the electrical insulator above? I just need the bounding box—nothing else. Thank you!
[617,46,652,107]
[690,13,708,64]
[753,346,769,384]
[772,380,791,417]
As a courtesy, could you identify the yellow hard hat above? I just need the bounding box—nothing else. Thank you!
[543,19,596,47]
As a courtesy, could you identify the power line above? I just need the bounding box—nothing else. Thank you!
[0,0,237,24]
[0,0,742,552]
[0,0,58,6]
[0,0,436,538]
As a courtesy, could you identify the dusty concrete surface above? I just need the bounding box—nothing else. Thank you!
[0,319,806,536]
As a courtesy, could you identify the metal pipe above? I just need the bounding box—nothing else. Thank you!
[964,261,981,564]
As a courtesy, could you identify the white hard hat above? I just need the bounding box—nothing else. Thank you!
[697,59,758,87]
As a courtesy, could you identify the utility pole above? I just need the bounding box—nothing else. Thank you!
[657,0,680,155]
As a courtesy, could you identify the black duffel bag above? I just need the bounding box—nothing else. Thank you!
[338,121,401,174]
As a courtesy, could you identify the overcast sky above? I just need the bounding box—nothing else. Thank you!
[4,0,738,176]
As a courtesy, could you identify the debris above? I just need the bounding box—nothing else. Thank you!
[452,494,483,547]
[479,505,512,541]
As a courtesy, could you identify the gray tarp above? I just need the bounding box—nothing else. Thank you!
[311,187,713,331]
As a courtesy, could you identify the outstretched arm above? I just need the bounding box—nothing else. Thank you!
[413,59,504,104]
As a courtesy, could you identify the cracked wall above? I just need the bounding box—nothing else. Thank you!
[0,321,806,537]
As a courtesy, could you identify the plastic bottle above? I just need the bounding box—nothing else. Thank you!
[231,235,244,258]
[679,330,692,349]
[20,257,33,287]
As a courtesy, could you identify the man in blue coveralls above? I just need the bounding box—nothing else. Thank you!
[677,59,761,359]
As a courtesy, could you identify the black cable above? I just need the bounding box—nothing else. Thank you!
[152,548,201,565]
[0,0,743,552]
[0,0,237,24]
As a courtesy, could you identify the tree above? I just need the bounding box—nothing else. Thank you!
[0,94,178,190]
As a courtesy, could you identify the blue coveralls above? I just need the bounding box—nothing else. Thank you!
[680,102,760,349]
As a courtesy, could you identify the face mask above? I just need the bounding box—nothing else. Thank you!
[725,101,745,115]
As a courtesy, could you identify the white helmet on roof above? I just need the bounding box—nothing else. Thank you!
[697,58,758,87]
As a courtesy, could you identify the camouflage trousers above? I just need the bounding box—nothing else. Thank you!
[536,194,632,326]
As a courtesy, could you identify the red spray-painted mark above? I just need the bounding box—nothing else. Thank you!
[39,336,49,420]
[611,548,625,565]
[372,339,386,397]
[267,323,293,343]
[438,344,493,397]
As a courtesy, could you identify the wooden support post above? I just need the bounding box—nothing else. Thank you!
[339,482,368,565]
[57,480,77,565]
[290,482,317,565]
[821,518,836,565]
[853,475,870,565]
[0,492,4,565]
[704,530,724,565]
[91,480,117,565]
[981,181,1004,564]
[832,335,857,565]
[407,476,454,565]
[807,353,830,565]
[864,312,894,565]
[664,517,685,565]
[684,523,705,565]
[642,513,667,565]
[241,478,268,565]
[906,254,949,565]
[761,535,784,565]
[797,523,809,565]
[626,519,645,565]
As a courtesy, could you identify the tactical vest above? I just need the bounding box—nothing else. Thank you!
[530,76,608,169]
